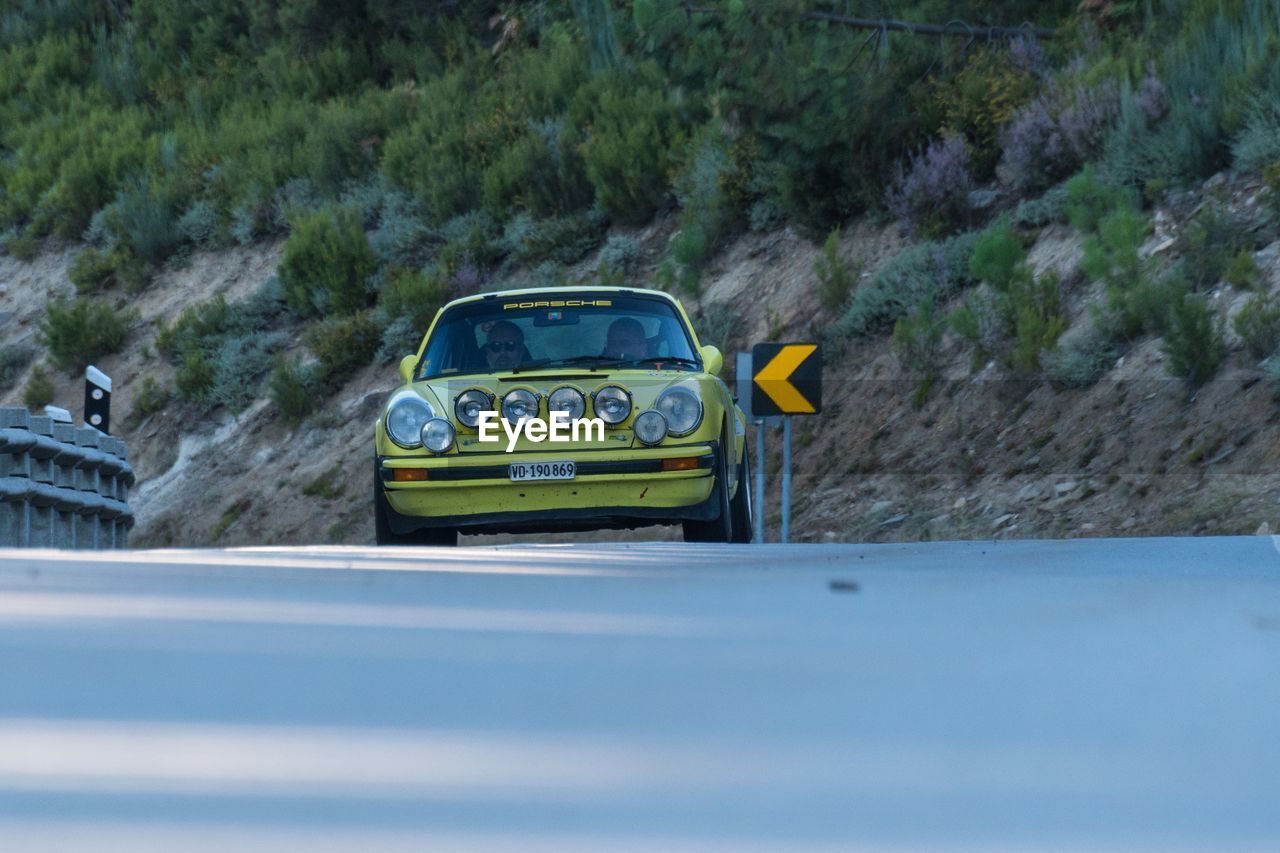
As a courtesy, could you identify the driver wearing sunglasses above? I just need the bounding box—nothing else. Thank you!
[483,320,526,370]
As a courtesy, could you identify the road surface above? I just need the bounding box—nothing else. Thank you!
[0,537,1277,850]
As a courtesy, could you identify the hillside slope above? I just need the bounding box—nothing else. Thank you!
[4,169,1279,546]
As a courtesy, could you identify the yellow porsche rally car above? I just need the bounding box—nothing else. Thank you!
[374,286,753,545]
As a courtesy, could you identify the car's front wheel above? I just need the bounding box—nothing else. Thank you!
[682,425,734,543]
[729,448,753,543]
[374,461,458,546]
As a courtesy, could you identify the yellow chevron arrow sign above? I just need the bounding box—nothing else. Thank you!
[751,342,822,416]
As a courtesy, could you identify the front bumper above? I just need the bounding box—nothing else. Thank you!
[378,444,718,534]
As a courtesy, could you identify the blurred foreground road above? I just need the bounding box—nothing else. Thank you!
[0,537,1278,851]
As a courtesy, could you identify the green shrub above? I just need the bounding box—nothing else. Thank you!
[130,376,170,424]
[950,287,1008,370]
[1177,202,1258,289]
[175,347,216,401]
[1233,294,1280,360]
[968,217,1025,292]
[304,309,380,385]
[834,231,980,339]
[815,228,856,312]
[377,266,450,332]
[597,233,642,283]
[1008,270,1066,376]
[573,66,685,225]
[0,345,33,392]
[505,210,607,268]
[1011,184,1068,228]
[891,298,944,407]
[1081,205,1156,340]
[101,177,180,265]
[269,357,318,425]
[1,230,38,261]
[38,297,130,374]
[1064,166,1130,234]
[1225,250,1261,290]
[68,248,115,293]
[158,283,290,410]
[279,206,376,316]
[1043,332,1118,389]
[22,363,54,410]
[1163,293,1225,387]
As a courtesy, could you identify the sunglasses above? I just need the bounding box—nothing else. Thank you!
[486,341,520,353]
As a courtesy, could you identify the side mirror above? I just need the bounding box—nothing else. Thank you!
[700,345,723,377]
[398,354,417,383]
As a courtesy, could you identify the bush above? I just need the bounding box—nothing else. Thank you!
[1011,183,1068,228]
[597,233,642,283]
[175,348,216,401]
[951,286,1011,370]
[1043,331,1118,389]
[815,228,857,312]
[68,248,116,293]
[1163,293,1225,387]
[1008,270,1066,375]
[999,79,1120,193]
[1081,205,1158,340]
[269,357,318,425]
[891,299,944,406]
[99,177,181,265]
[934,47,1038,180]
[574,66,686,225]
[279,206,376,316]
[835,231,980,339]
[158,283,290,410]
[1177,202,1258,290]
[376,266,449,333]
[0,345,33,392]
[504,210,607,268]
[1064,166,1130,234]
[1233,294,1280,360]
[304,309,380,385]
[176,199,221,248]
[38,297,130,374]
[22,363,54,410]
[130,376,170,424]
[885,134,973,238]
[1,230,38,261]
[1225,250,1261,290]
[968,218,1025,292]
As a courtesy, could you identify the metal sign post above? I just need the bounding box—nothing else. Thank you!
[750,343,823,545]
[754,419,765,544]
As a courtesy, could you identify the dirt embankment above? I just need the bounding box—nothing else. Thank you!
[4,174,1279,546]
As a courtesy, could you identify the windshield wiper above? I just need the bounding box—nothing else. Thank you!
[622,356,701,370]
[511,355,626,373]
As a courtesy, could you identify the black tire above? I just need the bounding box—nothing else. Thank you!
[682,425,733,543]
[729,448,753,544]
[374,461,458,546]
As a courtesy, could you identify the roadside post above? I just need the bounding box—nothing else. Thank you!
[749,343,822,544]
[85,365,111,435]
[736,352,775,544]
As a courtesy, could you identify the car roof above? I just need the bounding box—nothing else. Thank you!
[442,285,680,310]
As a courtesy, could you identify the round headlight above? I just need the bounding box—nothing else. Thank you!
[547,386,586,422]
[454,389,492,428]
[501,388,539,423]
[386,396,434,448]
[421,417,455,454]
[655,386,702,436]
[593,385,631,425]
[633,410,668,446]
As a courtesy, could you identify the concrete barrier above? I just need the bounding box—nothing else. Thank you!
[0,407,134,548]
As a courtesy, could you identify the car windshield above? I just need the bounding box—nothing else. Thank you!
[416,292,701,379]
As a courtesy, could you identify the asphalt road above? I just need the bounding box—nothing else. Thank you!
[0,537,1277,851]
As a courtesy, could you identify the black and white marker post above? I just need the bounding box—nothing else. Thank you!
[84,365,112,435]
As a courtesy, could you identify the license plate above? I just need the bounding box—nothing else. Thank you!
[509,461,576,482]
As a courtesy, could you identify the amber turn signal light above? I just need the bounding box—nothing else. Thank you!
[661,457,699,472]
[392,468,429,482]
